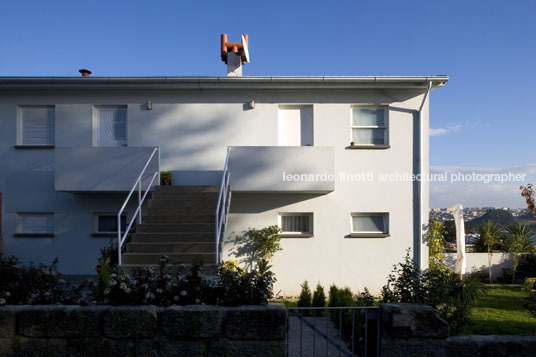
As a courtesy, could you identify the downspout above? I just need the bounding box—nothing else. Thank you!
[416,81,432,269]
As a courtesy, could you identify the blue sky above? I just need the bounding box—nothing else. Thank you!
[1,0,534,207]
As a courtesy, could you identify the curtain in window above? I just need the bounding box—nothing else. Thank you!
[98,215,126,232]
[352,215,384,233]
[98,108,126,144]
[352,128,385,144]
[282,215,310,232]
[352,108,384,126]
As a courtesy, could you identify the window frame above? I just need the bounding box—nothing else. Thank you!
[92,213,127,237]
[278,212,314,238]
[93,105,128,147]
[15,212,55,237]
[349,105,390,148]
[350,212,390,238]
[16,105,55,148]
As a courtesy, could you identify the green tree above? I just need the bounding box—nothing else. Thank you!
[505,223,535,283]
[428,220,447,271]
[475,221,503,284]
[312,283,326,308]
[298,281,312,315]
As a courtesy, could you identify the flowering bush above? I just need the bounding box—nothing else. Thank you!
[381,250,484,335]
[0,254,275,307]
[0,255,89,306]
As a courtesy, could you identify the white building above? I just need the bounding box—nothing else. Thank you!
[0,72,448,295]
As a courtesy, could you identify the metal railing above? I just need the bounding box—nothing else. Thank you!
[117,147,159,265]
[215,147,232,264]
[287,306,380,357]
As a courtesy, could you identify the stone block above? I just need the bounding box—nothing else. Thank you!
[380,303,449,339]
[0,308,15,337]
[223,306,287,340]
[12,336,67,357]
[136,337,206,357]
[209,338,285,357]
[380,338,446,357]
[16,306,69,337]
[162,305,222,338]
[103,306,158,339]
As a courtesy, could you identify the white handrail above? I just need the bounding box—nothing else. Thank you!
[215,147,232,264]
[117,147,159,265]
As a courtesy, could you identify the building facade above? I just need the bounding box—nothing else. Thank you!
[0,76,447,295]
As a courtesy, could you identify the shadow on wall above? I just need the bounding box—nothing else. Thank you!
[227,230,256,271]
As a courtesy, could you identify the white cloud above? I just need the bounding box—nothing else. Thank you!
[430,125,462,137]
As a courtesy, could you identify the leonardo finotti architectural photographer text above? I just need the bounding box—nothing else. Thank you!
[282,171,527,183]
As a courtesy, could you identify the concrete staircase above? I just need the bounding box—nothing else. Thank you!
[121,186,219,270]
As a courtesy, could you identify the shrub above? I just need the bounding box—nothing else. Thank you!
[247,226,282,262]
[0,253,276,307]
[312,283,326,308]
[525,291,536,318]
[0,255,91,306]
[523,278,536,294]
[297,281,312,315]
[355,287,375,307]
[381,250,484,335]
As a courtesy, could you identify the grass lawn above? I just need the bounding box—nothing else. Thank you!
[463,285,536,336]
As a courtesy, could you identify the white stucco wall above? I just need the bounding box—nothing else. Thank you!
[0,84,432,290]
[444,253,513,277]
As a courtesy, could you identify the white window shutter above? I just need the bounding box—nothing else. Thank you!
[21,107,55,145]
[18,213,54,234]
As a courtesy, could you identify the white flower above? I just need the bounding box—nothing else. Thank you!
[195,299,200,304]
[110,273,117,278]
[197,271,203,278]
[59,279,66,284]
[110,280,117,286]
[142,283,149,289]
[156,288,163,294]
[104,288,111,295]
[119,283,128,290]
[0,298,6,305]
[125,288,131,294]
[164,274,171,279]
[174,296,179,301]
[180,290,187,296]
[6,292,11,297]
[145,292,155,300]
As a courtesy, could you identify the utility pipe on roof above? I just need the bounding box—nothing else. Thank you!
[415,81,432,269]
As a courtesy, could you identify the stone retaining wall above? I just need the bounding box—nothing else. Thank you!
[380,303,536,357]
[0,305,287,357]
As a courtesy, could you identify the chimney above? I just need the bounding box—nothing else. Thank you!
[221,34,249,76]
[79,69,92,77]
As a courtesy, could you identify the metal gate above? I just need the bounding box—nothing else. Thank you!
[287,306,380,357]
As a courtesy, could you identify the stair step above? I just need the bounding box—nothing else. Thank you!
[156,186,220,193]
[122,253,216,265]
[132,232,215,243]
[146,206,215,216]
[147,199,217,209]
[119,264,219,275]
[127,242,215,253]
[137,223,215,233]
[143,215,215,224]
[151,191,219,200]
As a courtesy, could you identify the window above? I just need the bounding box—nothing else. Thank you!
[15,213,54,237]
[94,106,127,146]
[279,213,313,237]
[351,107,388,146]
[94,213,127,235]
[18,106,55,146]
[351,213,389,237]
